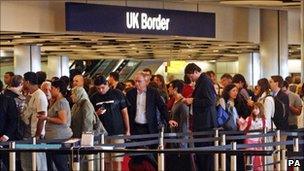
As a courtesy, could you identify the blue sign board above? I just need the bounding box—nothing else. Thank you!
[66,2,215,38]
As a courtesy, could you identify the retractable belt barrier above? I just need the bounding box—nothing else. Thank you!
[1,128,303,171]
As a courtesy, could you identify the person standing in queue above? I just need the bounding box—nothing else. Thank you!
[90,75,130,171]
[183,63,217,171]
[126,71,170,169]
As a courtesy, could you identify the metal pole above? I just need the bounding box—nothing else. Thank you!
[230,142,237,171]
[32,137,37,171]
[293,138,299,171]
[158,126,165,171]
[9,141,16,171]
[263,127,267,171]
[301,0,304,82]
[214,129,219,171]
[220,134,226,171]
[246,156,253,171]
[72,153,80,171]
[100,134,105,171]
[275,130,281,171]
[280,149,287,170]
[88,154,94,171]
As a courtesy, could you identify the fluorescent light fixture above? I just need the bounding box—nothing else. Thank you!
[0,50,5,57]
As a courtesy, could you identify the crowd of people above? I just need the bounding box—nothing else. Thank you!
[0,63,303,171]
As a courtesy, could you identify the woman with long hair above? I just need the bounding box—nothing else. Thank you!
[218,84,239,131]
[153,74,169,102]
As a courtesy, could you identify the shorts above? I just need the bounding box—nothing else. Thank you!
[105,135,125,162]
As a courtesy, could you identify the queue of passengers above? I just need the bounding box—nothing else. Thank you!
[0,63,303,171]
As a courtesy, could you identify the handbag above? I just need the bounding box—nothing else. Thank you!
[216,105,229,127]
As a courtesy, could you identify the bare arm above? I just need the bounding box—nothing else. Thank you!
[121,107,130,135]
[47,110,67,124]
[289,105,302,116]
[35,111,46,137]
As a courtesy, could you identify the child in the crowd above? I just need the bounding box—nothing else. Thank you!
[238,102,266,171]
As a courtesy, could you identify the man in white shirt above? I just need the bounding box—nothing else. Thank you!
[21,72,48,171]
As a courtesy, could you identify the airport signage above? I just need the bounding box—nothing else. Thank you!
[66,2,215,38]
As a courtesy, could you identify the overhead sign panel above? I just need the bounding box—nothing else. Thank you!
[66,2,215,38]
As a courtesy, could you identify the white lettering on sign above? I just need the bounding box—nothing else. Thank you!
[288,159,301,167]
[126,12,170,31]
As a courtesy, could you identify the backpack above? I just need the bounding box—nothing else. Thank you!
[13,95,31,139]
[271,96,289,130]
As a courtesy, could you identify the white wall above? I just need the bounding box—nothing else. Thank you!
[288,9,301,44]
[1,1,65,32]
[288,59,301,73]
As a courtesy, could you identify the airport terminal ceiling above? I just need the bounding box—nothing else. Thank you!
[0,31,300,63]
[0,0,302,63]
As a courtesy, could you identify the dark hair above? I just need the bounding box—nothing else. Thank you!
[94,75,107,86]
[184,63,201,75]
[70,69,82,82]
[232,74,248,89]
[149,81,158,89]
[170,80,184,94]
[36,71,46,85]
[283,81,289,89]
[271,75,284,88]
[184,74,191,84]
[51,80,67,96]
[109,72,119,81]
[24,72,38,85]
[125,79,135,86]
[51,77,59,82]
[206,71,215,78]
[221,73,233,80]
[143,68,152,75]
[0,79,3,91]
[257,78,270,97]
[5,71,14,77]
[60,76,70,86]
[285,76,293,85]
[11,75,23,87]
[221,84,237,102]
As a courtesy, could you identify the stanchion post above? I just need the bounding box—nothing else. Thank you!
[280,149,287,170]
[88,154,94,171]
[214,129,219,171]
[230,142,237,171]
[220,134,226,171]
[32,137,37,171]
[275,130,281,170]
[9,141,16,171]
[72,153,80,171]
[100,133,105,171]
[158,126,165,171]
[246,156,253,171]
[263,127,267,171]
[293,138,299,171]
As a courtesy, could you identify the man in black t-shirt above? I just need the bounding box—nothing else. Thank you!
[90,76,130,171]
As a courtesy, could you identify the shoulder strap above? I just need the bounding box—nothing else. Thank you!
[245,117,252,132]
[262,118,266,129]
